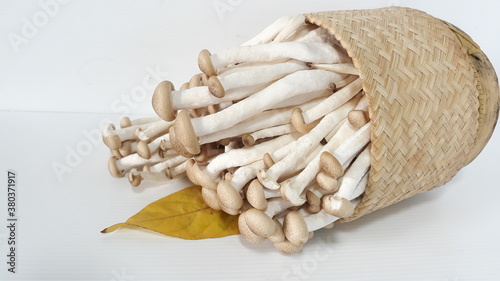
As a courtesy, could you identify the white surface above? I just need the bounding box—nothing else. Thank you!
[1,1,499,280]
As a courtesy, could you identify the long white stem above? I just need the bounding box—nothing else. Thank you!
[191,70,343,136]
[210,42,344,70]
[302,78,363,123]
[273,15,306,42]
[206,134,295,179]
[242,16,293,46]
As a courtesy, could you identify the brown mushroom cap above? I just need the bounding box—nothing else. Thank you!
[128,169,142,187]
[108,156,125,178]
[185,159,217,190]
[290,108,320,133]
[217,180,244,210]
[241,134,256,147]
[120,116,132,128]
[207,76,225,98]
[316,171,339,192]
[119,140,133,157]
[136,141,152,159]
[152,80,176,122]
[267,219,285,243]
[102,124,122,150]
[171,110,201,156]
[274,239,304,254]
[305,190,321,214]
[189,73,202,88]
[320,151,344,178]
[238,212,265,244]
[322,195,355,218]
[201,187,221,210]
[263,153,275,169]
[283,211,309,246]
[110,149,123,159]
[244,208,277,237]
[348,110,369,129]
[246,179,268,210]
[198,49,217,77]
[180,82,189,90]
[323,222,334,229]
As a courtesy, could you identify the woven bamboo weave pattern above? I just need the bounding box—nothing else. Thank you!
[305,7,490,221]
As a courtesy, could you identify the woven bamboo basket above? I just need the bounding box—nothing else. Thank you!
[304,7,499,222]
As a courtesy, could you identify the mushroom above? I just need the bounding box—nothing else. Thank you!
[217,180,244,215]
[272,15,307,42]
[238,211,265,243]
[128,168,168,187]
[242,15,293,46]
[283,210,309,245]
[298,78,363,125]
[107,153,165,178]
[201,187,221,210]
[322,145,371,217]
[168,70,343,156]
[259,98,356,191]
[120,116,160,128]
[206,133,296,179]
[185,159,218,190]
[309,63,359,75]
[246,179,281,210]
[198,42,344,76]
[207,60,309,98]
[135,120,173,142]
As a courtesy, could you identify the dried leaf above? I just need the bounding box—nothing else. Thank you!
[101,185,240,239]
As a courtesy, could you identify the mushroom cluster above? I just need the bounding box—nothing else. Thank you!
[103,15,371,253]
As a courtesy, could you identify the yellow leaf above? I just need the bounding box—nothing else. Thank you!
[101,185,240,239]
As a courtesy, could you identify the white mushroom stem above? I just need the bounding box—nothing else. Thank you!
[322,145,371,217]
[309,63,359,76]
[259,99,355,190]
[324,117,348,142]
[108,153,165,177]
[128,168,168,187]
[258,144,323,190]
[333,122,371,166]
[206,134,296,179]
[303,198,361,232]
[301,78,363,124]
[273,15,307,42]
[283,24,317,42]
[166,161,187,179]
[120,116,160,128]
[209,60,309,97]
[189,70,344,137]
[294,26,332,43]
[281,120,358,205]
[136,131,174,159]
[135,120,173,142]
[334,145,371,199]
[229,160,266,191]
[199,97,323,144]
[200,42,344,76]
[242,124,295,147]
[148,155,188,173]
[264,197,293,217]
[272,89,333,110]
[242,16,293,46]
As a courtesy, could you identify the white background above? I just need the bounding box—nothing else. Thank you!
[1,0,499,280]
